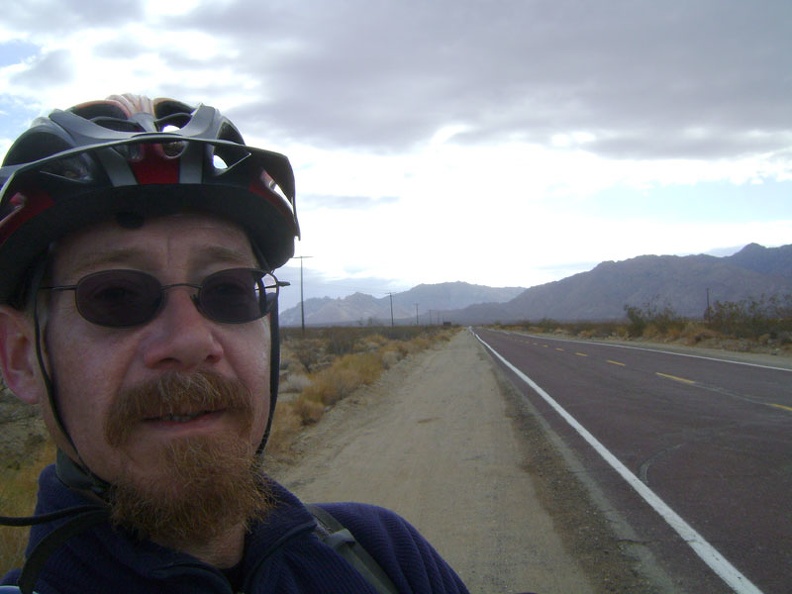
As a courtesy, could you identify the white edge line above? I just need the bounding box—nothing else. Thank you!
[473,330,764,594]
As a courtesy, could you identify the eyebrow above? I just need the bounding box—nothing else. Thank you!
[192,245,259,269]
[62,245,257,280]
[64,248,150,279]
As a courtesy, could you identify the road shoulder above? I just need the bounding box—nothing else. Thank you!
[270,330,659,593]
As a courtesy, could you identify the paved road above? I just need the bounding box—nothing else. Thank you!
[474,328,792,594]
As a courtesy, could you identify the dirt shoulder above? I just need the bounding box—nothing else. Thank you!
[269,330,655,593]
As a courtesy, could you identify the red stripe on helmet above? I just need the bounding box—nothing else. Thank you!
[128,145,181,185]
[0,188,55,246]
[248,172,296,226]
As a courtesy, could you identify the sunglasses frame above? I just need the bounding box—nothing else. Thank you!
[40,267,280,327]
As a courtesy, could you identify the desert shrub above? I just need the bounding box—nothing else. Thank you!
[642,323,661,339]
[301,352,383,406]
[380,349,402,369]
[287,337,326,372]
[709,294,792,339]
[321,327,362,356]
[401,336,432,354]
[624,304,647,337]
[663,323,684,341]
[290,398,326,426]
[624,299,681,338]
[359,334,388,351]
[678,322,719,345]
[380,326,423,341]
[535,318,561,333]
[279,373,312,395]
[567,321,620,339]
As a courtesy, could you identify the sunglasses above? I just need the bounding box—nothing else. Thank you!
[41,268,280,327]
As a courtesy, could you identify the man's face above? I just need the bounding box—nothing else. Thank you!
[43,213,272,490]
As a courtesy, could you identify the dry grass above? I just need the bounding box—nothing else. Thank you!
[269,326,457,459]
[300,352,382,406]
[500,318,792,357]
[0,438,55,576]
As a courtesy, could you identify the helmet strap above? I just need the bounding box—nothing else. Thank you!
[249,239,279,455]
[30,258,110,497]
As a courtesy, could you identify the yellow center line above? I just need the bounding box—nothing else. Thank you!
[607,360,626,367]
[556,347,565,352]
[656,372,696,385]
[768,403,792,413]
[575,352,588,357]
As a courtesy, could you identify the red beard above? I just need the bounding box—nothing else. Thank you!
[103,371,274,549]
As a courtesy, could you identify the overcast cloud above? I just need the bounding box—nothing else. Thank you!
[1,0,791,310]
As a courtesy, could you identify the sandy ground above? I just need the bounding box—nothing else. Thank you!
[270,330,655,593]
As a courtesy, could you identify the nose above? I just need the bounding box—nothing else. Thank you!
[141,286,224,371]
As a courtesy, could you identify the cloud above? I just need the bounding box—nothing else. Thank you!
[302,194,399,210]
[9,49,74,86]
[1,0,791,298]
[2,0,791,160]
[166,0,792,161]
[578,128,792,163]
[1,0,143,34]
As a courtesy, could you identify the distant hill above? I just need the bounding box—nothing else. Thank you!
[449,243,792,324]
[279,281,526,326]
[726,242,792,277]
[279,244,792,326]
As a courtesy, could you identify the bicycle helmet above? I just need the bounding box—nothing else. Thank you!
[0,93,299,306]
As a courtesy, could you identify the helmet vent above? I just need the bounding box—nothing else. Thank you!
[212,154,229,170]
[157,113,191,131]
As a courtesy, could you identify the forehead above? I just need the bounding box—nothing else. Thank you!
[51,213,256,277]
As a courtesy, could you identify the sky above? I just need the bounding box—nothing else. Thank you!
[1,0,791,311]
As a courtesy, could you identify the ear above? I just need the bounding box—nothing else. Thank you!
[0,305,45,405]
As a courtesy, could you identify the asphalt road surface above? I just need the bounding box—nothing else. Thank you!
[474,328,791,594]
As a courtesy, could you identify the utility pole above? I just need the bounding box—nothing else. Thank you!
[415,303,420,326]
[706,287,711,323]
[388,292,395,327]
[293,256,312,334]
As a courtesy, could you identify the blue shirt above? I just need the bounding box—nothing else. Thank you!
[2,465,469,593]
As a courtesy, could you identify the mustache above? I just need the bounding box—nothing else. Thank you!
[105,371,253,447]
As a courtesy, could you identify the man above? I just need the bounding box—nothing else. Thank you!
[0,95,468,593]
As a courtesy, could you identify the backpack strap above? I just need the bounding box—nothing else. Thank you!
[306,504,399,594]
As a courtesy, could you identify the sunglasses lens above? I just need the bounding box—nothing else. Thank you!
[68,268,277,327]
[75,270,162,327]
[198,269,277,323]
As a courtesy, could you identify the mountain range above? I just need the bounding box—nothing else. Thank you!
[279,281,525,326]
[279,243,792,326]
